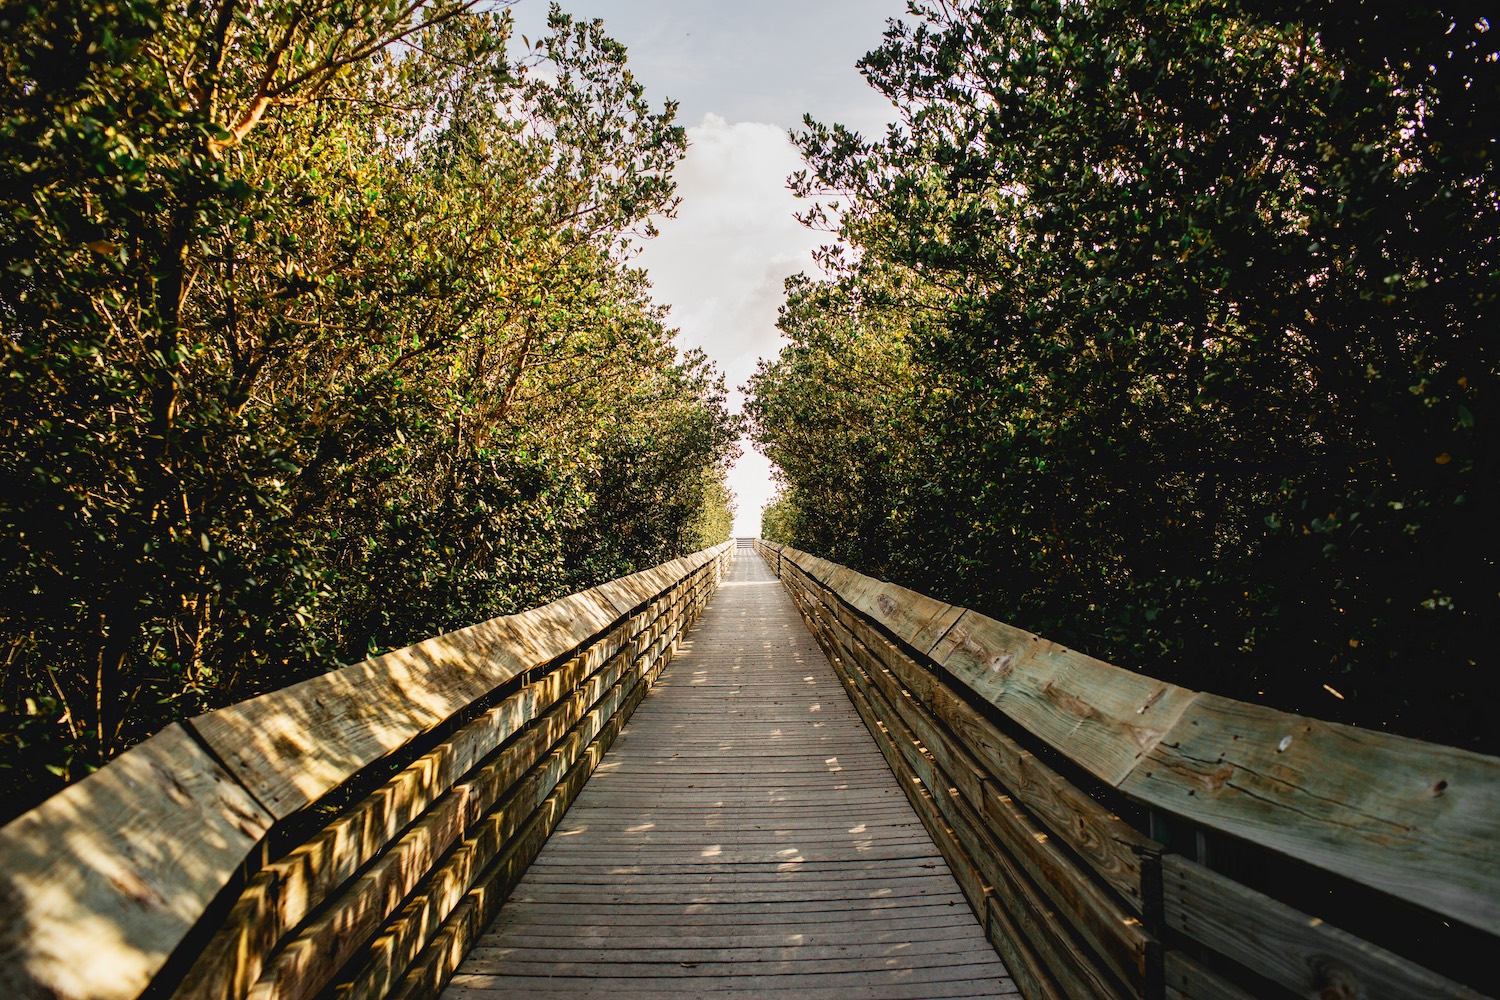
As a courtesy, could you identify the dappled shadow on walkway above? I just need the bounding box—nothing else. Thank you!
[441,554,1015,999]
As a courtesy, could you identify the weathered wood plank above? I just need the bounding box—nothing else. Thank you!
[796,547,1500,949]
[1161,951,1259,1000]
[819,600,1156,994]
[436,552,1011,1000]
[0,724,272,1000]
[1124,693,1500,936]
[840,642,1125,1000]
[481,917,983,947]
[446,983,1011,999]
[0,544,730,1000]
[1161,854,1486,999]
[191,617,531,820]
[852,616,1154,907]
[782,548,964,657]
[325,664,653,1000]
[385,682,648,1000]
[173,637,634,1000]
[928,611,1197,788]
[243,642,650,1000]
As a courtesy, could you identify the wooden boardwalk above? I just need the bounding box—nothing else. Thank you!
[442,550,1016,999]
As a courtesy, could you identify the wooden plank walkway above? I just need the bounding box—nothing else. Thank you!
[442,549,1017,999]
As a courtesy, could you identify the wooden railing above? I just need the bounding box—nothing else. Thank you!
[754,539,1498,1000]
[0,542,734,1000]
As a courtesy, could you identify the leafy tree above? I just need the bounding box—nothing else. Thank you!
[748,271,921,573]
[0,0,740,819]
[753,0,1498,751]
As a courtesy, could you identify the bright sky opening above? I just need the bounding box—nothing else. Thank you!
[510,0,907,535]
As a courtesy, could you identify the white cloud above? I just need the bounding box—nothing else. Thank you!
[506,1,909,536]
[633,115,824,535]
[640,114,821,393]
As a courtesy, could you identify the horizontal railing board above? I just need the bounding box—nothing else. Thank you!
[0,723,275,1000]
[191,616,537,821]
[817,568,964,659]
[761,541,1499,1000]
[1161,854,1481,1000]
[1162,951,1259,1000]
[780,549,1197,789]
[1125,693,1500,938]
[589,574,664,618]
[498,592,623,672]
[832,586,1150,994]
[985,896,1064,1000]
[807,581,1132,1000]
[775,545,1500,939]
[930,611,1198,789]
[0,543,731,1000]
[375,628,670,1000]
[240,632,649,1000]
[172,676,558,1000]
[859,615,1154,908]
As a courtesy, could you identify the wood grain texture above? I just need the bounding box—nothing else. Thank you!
[1161,951,1259,1000]
[248,667,637,1000]
[830,620,1125,1000]
[441,554,1015,1000]
[806,579,1157,969]
[1126,694,1500,937]
[337,674,653,1000]
[781,552,1194,791]
[191,614,538,820]
[1161,854,1487,999]
[782,547,1500,946]
[173,645,618,1000]
[0,724,272,1000]
[865,623,1154,907]
[0,546,730,1000]
[779,546,963,657]
[928,611,1197,788]
[816,600,1060,1000]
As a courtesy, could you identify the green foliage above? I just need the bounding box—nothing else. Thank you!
[0,0,740,818]
[752,0,1499,751]
[759,494,795,545]
[685,463,736,550]
[748,272,920,571]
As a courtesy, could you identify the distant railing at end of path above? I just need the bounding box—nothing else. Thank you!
[0,542,735,1000]
[753,538,1498,1000]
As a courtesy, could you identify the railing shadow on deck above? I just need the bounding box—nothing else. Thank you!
[754,538,1499,1000]
[0,542,735,1000]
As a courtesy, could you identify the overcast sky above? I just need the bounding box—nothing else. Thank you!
[510,0,909,536]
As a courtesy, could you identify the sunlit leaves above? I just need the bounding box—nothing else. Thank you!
[0,0,736,817]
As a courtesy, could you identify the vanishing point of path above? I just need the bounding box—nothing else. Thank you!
[441,549,1017,999]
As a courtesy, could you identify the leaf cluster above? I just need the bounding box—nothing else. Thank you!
[753,0,1498,751]
[0,0,740,818]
